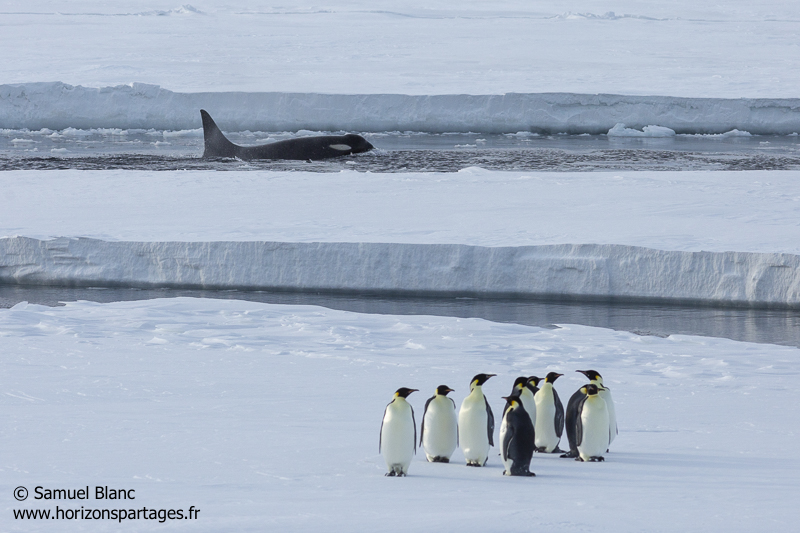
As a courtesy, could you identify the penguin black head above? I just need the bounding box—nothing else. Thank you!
[544,372,564,383]
[512,376,528,390]
[470,373,496,387]
[527,376,541,387]
[584,384,599,396]
[577,369,603,382]
[435,385,454,396]
[394,387,418,398]
[502,394,522,408]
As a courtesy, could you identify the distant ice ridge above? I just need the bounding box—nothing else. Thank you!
[2,82,800,135]
[2,237,799,308]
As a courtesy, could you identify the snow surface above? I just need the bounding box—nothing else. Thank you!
[3,298,799,532]
[2,169,799,253]
[2,1,800,98]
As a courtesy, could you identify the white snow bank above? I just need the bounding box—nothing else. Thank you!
[3,83,800,134]
[2,237,799,308]
[3,298,799,532]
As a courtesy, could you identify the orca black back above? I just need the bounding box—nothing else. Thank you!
[200,109,374,160]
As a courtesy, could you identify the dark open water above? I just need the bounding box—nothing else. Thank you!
[2,129,799,172]
[2,286,798,348]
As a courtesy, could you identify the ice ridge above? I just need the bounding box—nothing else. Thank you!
[2,82,800,134]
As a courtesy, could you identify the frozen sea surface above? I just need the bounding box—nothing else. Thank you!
[2,298,799,532]
[3,1,800,98]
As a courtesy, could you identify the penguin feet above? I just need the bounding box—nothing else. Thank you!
[589,456,605,462]
[430,456,450,463]
[465,461,483,467]
[560,450,579,459]
[535,446,562,453]
[385,471,396,477]
[505,469,536,477]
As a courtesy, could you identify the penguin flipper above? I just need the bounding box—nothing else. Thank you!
[575,396,588,447]
[485,396,495,447]
[411,405,417,454]
[501,422,514,462]
[565,388,584,453]
[553,388,565,439]
[420,396,434,446]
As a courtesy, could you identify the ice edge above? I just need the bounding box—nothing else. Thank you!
[1,237,799,308]
[3,82,800,134]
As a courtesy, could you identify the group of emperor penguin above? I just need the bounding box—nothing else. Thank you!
[379,370,617,477]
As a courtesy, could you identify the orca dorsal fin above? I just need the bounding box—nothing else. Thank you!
[200,110,239,158]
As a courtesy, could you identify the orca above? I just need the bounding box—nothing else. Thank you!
[200,109,374,160]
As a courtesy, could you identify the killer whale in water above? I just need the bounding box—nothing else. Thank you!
[200,109,374,160]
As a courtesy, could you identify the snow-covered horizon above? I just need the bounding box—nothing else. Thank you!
[3,1,800,98]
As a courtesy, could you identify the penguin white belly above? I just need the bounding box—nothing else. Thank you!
[499,409,511,466]
[534,387,559,451]
[459,392,490,464]
[500,414,515,474]
[499,411,517,474]
[519,389,537,428]
[381,401,415,474]
[600,388,617,445]
[422,397,458,461]
[579,397,610,461]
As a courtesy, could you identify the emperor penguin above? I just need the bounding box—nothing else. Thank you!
[575,384,610,462]
[577,370,617,447]
[526,376,541,397]
[561,380,586,459]
[508,376,537,429]
[533,372,565,453]
[499,394,536,476]
[420,385,458,463]
[379,387,418,476]
[458,373,496,466]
